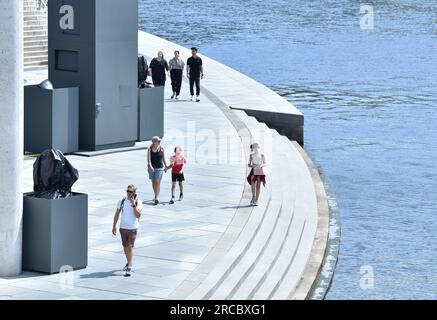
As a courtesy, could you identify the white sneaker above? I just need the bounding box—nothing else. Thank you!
[196,96,200,102]
[191,96,195,101]
[250,197,256,206]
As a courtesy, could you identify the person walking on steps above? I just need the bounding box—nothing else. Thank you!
[187,47,204,102]
[148,136,170,205]
[112,184,143,277]
[247,143,267,206]
[169,50,185,99]
[149,51,169,87]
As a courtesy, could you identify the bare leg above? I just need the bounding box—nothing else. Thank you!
[251,181,256,198]
[171,182,176,198]
[123,246,133,267]
[155,179,161,200]
[179,181,184,195]
[152,179,161,201]
[256,178,262,201]
[151,180,157,200]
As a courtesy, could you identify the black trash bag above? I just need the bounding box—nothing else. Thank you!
[33,149,79,199]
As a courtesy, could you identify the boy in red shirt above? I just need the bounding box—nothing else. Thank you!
[167,146,186,204]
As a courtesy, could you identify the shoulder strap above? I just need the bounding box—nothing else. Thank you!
[120,197,126,212]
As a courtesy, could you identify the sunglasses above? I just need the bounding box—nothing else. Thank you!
[126,190,134,194]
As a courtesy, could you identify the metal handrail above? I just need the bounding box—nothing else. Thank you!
[35,0,48,12]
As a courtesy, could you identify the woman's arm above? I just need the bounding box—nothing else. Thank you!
[261,154,267,167]
[248,154,253,168]
[148,148,154,171]
[162,148,170,169]
[165,61,170,75]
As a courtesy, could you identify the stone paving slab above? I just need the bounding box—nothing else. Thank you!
[0,65,246,300]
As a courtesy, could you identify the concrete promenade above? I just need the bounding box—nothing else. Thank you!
[0,32,329,300]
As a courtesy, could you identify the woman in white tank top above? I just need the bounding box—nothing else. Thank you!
[247,142,267,206]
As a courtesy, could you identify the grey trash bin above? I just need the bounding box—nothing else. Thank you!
[22,192,88,274]
[24,84,79,154]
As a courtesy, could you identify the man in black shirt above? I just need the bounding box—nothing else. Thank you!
[186,47,204,102]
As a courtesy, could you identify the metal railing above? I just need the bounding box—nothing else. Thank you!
[35,0,48,13]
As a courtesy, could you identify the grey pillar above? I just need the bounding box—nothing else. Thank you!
[0,0,23,276]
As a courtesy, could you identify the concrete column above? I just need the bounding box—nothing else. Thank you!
[0,0,24,276]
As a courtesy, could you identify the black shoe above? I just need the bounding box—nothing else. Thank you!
[124,267,132,277]
[170,198,175,204]
[122,263,129,272]
[179,193,184,201]
[154,199,159,205]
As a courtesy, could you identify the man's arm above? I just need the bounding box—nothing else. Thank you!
[133,205,142,219]
[112,209,120,235]
[129,198,142,219]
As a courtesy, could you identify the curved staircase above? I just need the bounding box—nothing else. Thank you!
[186,110,322,300]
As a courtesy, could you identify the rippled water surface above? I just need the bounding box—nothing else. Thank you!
[139,0,437,299]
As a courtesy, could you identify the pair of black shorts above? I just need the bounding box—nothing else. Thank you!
[172,173,185,182]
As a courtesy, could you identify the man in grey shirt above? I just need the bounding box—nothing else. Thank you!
[169,50,185,99]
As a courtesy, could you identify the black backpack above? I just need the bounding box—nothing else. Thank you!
[138,56,148,87]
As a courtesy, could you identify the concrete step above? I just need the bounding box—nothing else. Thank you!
[24,50,48,58]
[218,110,319,300]
[252,144,317,299]
[24,56,48,64]
[269,150,318,299]
[24,22,47,29]
[189,179,272,299]
[191,110,281,299]
[188,114,273,299]
[24,44,49,52]
[24,61,48,67]
[231,123,298,300]
[24,35,47,42]
[24,39,48,47]
[24,15,43,22]
[210,150,285,299]
[25,45,48,53]
[24,30,48,37]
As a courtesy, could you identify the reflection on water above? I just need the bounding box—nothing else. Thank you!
[140,0,437,299]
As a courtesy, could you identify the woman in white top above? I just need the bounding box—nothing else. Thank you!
[168,50,185,99]
[247,142,267,206]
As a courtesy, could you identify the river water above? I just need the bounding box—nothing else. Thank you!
[139,0,437,299]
